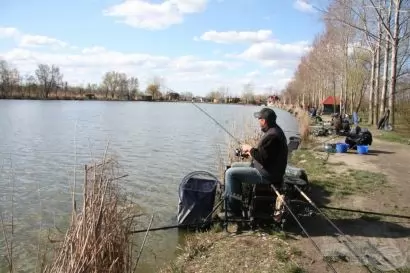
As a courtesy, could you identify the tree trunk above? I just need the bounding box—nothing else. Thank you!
[381,39,390,117]
[388,0,401,127]
[374,11,384,123]
[344,36,349,114]
[369,51,376,124]
[380,1,392,117]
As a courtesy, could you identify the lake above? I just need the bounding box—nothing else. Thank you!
[0,100,299,272]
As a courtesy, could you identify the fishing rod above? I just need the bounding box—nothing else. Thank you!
[162,84,300,144]
[191,101,301,143]
[129,218,248,234]
[318,206,410,220]
[191,102,242,145]
[295,185,401,273]
[130,198,238,234]
[270,184,339,273]
[295,186,376,273]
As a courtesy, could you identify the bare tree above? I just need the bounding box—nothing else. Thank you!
[127,77,139,100]
[242,83,255,104]
[35,64,63,98]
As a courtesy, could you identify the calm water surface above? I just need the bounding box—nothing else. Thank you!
[0,100,299,272]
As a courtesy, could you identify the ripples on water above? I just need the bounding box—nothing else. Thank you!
[0,100,299,272]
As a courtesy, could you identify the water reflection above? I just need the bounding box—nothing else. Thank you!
[0,100,299,272]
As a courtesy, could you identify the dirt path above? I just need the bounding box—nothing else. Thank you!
[292,139,410,272]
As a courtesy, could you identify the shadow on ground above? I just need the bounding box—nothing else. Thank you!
[308,183,332,206]
[366,149,396,156]
[283,212,410,239]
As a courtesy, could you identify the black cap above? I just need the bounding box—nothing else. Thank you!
[253,108,277,123]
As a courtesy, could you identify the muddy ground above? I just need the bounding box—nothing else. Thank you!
[290,138,410,273]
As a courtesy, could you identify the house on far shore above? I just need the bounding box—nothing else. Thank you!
[138,95,153,101]
[321,96,341,114]
[192,96,206,102]
[84,93,96,100]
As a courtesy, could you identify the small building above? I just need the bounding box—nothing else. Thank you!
[321,96,341,114]
[84,93,96,100]
[192,96,204,103]
[139,95,153,101]
[167,92,180,101]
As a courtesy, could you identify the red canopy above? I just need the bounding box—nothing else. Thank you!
[321,96,341,105]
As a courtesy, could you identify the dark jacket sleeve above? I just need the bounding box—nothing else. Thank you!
[249,134,276,165]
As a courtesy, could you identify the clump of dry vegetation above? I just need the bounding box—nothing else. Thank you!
[274,104,311,142]
[160,229,306,273]
[42,157,141,273]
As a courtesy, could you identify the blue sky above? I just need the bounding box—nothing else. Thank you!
[0,0,324,96]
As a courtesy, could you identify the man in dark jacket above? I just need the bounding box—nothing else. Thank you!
[222,108,288,217]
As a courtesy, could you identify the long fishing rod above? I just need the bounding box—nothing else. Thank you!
[129,218,248,234]
[318,206,410,220]
[295,185,400,273]
[270,184,339,273]
[162,84,299,143]
[191,102,242,145]
[295,186,376,273]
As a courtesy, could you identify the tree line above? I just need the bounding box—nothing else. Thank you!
[0,60,182,101]
[282,0,410,129]
[0,60,274,104]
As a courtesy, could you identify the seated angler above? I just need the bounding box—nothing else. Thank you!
[221,108,288,218]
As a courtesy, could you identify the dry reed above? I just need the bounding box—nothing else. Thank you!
[43,157,141,273]
[272,103,311,142]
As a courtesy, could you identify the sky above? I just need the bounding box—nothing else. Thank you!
[0,0,325,96]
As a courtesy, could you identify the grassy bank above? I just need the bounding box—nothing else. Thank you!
[160,135,390,272]
[374,130,410,145]
[289,150,387,199]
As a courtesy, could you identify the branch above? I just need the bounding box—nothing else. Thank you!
[368,0,395,40]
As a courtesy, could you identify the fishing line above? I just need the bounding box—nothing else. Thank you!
[319,206,410,220]
[295,186,377,273]
[162,83,299,142]
[191,102,242,145]
[269,184,339,273]
[191,101,300,145]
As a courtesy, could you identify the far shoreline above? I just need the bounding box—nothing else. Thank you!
[0,97,269,106]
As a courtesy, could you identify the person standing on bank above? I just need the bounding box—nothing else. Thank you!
[221,108,288,218]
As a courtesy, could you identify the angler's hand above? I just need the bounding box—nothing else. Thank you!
[241,144,253,153]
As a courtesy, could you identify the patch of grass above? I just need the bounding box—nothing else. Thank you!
[289,150,387,199]
[284,264,307,273]
[326,161,347,166]
[290,246,303,257]
[275,248,289,262]
[347,169,386,187]
[386,268,410,273]
[325,208,357,219]
[359,214,382,221]
[376,130,410,145]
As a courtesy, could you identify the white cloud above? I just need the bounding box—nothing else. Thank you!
[234,40,311,63]
[0,26,299,95]
[198,29,310,79]
[246,70,260,77]
[103,0,208,30]
[0,27,69,49]
[272,68,293,78]
[19,35,68,48]
[0,27,19,38]
[293,0,315,13]
[198,30,272,44]
[0,28,243,93]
